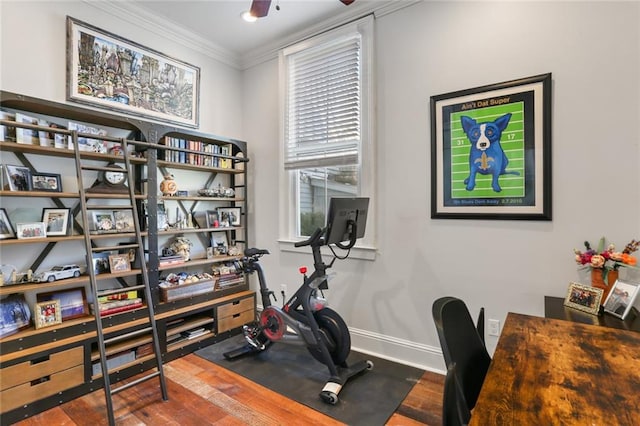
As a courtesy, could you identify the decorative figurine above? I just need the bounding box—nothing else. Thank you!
[169,236,193,262]
[160,174,178,196]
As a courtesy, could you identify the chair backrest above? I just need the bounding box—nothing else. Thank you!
[432,297,491,410]
[443,362,471,426]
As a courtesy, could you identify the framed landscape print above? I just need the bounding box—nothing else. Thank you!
[66,16,200,128]
[37,287,88,320]
[430,73,552,220]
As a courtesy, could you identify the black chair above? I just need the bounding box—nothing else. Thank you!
[443,362,471,426]
[432,297,491,412]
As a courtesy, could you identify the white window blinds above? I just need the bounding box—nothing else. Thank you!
[284,33,362,170]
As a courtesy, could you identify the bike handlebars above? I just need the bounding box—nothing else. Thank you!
[294,226,325,248]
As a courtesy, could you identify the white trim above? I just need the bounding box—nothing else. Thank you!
[90,0,420,70]
[85,0,241,68]
[278,239,377,261]
[350,327,445,374]
[251,307,444,374]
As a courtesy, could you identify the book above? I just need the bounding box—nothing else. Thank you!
[98,290,138,302]
[97,298,142,311]
[98,302,143,317]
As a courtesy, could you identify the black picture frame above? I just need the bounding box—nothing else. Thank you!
[217,207,241,227]
[0,208,16,240]
[42,208,71,236]
[31,172,62,192]
[430,73,552,220]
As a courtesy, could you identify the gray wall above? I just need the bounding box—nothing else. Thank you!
[2,1,639,372]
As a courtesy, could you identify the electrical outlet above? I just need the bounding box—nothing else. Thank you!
[488,319,500,337]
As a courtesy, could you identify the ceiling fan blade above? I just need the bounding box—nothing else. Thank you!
[339,0,356,5]
[250,0,272,18]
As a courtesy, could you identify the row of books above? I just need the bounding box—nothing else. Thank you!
[159,255,185,267]
[166,326,212,346]
[94,290,142,317]
[160,136,233,169]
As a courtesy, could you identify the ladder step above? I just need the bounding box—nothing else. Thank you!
[86,205,133,210]
[98,284,146,298]
[82,165,129,173]
[104,326,152,345]
[92,244,139,252]
[110,371,161,395]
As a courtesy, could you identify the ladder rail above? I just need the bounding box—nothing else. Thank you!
[72,134,168,426]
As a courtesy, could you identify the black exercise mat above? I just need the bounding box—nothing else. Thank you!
[195,334,424,425]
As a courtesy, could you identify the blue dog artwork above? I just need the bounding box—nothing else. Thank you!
[460,113,520,192]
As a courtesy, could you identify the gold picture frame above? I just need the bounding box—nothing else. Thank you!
[34,300,63,329]
[564,282,603,316]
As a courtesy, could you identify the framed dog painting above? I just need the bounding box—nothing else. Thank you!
[430,73,552,220]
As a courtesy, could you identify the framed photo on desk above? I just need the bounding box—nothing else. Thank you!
[603,280,639,320]
[564,282,603,315]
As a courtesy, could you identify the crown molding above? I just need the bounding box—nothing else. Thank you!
[84,0,242,69]
[84,0,420,71]
[239,0,421,69]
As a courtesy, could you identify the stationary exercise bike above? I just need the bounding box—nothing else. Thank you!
[224,197,371,404]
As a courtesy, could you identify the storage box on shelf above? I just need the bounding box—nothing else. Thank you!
[0,91,255,423]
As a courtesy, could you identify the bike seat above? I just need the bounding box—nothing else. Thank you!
[245,248,270,256]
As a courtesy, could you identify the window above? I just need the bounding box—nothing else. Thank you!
[279,16,375,256]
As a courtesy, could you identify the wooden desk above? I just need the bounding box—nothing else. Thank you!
[470,313,640,425]
[545,295,640,332]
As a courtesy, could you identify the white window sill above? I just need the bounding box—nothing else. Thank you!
[278,240,377,261]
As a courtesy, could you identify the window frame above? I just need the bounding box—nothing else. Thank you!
[278,15,376,260]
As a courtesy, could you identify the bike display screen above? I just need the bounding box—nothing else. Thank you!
[324,197,369,246]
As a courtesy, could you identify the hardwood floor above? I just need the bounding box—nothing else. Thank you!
[14,354,444,426]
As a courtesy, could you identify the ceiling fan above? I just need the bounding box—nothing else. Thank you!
[249,0,356,18]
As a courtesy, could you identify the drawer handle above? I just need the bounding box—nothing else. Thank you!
[233,313,240,318]
[232,301,240,305]
[30,376,51,386]
[31,355,51,365]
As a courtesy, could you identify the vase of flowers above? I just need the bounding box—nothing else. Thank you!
[574,238,638,302]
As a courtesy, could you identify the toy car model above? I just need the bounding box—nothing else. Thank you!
[34,265,82,282]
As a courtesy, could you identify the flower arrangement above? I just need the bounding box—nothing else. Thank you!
[574,237,638,271]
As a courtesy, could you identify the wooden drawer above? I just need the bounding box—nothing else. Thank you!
[217,296,254,318]
[0,346,84,391]
[217,309,255,333]
[1,364,84,413]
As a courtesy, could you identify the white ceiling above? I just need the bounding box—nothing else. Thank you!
[114,0,412,68]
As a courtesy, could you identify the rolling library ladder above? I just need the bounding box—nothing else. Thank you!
[72,132,168,425]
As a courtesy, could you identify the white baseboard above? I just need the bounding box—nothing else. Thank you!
[256,304,445,374]
[349,327,445,375]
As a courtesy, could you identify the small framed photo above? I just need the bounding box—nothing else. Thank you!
[31,172,62,192]
[92,252,112,274]
[206,246,214,259]
[4,164,31,191]
[92,210,115,232]
[0,208,16,240]
[211,231,229,255]
[42,208,71,236]
[37,287,88,320]
[109,254,131,273]
[603,279,640,320]
[34,300,63,329]
[217,207,241,227]
[16,222,46,239]
[564,282,604,315]
[113,210,135,232]
[206,210,219,228]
